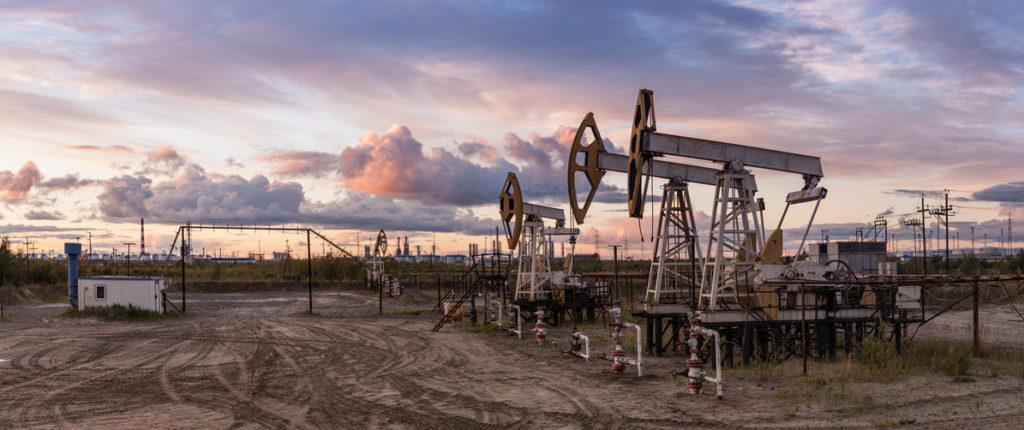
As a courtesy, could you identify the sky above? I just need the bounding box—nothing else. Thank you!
[0,0,1022,260]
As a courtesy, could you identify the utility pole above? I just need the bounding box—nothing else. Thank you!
[123,242,135,276]
[919,195,927,274]
[24,236,33,275]
[971,226,975,255]
[929,189,954,274]
[87,231,92,260]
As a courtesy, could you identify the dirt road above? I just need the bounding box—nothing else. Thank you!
[1,291,1022,429]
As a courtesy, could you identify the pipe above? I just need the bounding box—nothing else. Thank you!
[568,330,590,361]
[488,297,503,327]
[605,302,642,376]
[682,314,724,399]
[624,322,643,376]
[531,306,547,343]
[64,243,82,308]
[510,305,523,339]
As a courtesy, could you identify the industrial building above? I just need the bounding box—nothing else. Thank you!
[807,241,888,274]
[77,277,167,313]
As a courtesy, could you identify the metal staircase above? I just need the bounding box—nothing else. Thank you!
[432,263,483,331]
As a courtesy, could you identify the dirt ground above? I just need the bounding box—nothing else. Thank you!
[2,289,1023,429]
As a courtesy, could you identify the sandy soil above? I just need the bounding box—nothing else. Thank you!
[1,290,1023,429]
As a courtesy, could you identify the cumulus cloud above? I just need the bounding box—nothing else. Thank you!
[141,145,187,175]
[93,163,495,234]
[340,124,513,206]
[255,150,338,178]
[457,141,498,163]
[0,161,42,202]
[97,175,153,218]
[97,165,300,222]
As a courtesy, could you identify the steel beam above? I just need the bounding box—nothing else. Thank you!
[596,152,748,189]
[645,133,823,177]
[522,202,566,222]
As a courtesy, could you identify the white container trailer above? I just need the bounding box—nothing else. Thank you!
[77,277,166,312]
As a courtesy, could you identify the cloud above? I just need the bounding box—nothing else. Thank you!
[38,174,97,192]
[24,209,64,220]
[457,141,498,163]
[64,144,134,153]
[0,223,79,234]
[93,163,496,234]
[255,150,338,178]
[973,181,1024,203]
[97,175,153,218]
[340,124,513,206]
[141,145,187,174]
[225,157,244,168]
[0,161,42,202]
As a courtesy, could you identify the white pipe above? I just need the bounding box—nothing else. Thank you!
[570,332,591,361]
[691,325,724,399]
[624,322,643,376]
[511,305,522,339]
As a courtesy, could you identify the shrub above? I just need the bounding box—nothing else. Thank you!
[857,327,896,369]
[938,346,972,377]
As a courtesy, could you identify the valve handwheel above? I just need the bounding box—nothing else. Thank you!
[567,112,607,225]
[500,172,524,250]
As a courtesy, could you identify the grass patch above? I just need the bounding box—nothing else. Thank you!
[468,324,498,334]
[59,304,179,322]
[937,346,973,377]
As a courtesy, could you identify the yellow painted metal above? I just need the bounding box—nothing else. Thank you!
[375,229,387,256]
[756,229,784,319]
[567,112,606,225]
[627,89,655,218]
[500,172,524,250]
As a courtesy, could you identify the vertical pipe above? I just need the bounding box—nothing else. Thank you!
[307,230,313,314]
[65,243,81,308]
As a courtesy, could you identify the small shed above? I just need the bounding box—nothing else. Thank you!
[77,277,166,312]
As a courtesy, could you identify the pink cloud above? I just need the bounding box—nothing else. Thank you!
[255,150,338,178]
[0,161,42,202]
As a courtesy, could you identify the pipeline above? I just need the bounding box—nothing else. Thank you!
[486,297,503,327]
[508,305,523,339]
[605,302,642,376]
[530,306,547,344]
[469,292,483,323]
[680,313,724,399]
[566,329,591,361]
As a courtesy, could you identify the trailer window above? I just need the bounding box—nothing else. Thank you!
[96,285,106,299]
